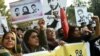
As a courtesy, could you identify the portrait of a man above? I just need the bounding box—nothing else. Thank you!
[31,4,39,13]
[15,8,20,16]
[77,9,86,24]
[45,0,60,15]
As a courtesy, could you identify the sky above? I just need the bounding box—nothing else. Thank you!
[5,0,73,9]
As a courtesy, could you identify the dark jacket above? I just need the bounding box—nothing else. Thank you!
[89,36,100,56]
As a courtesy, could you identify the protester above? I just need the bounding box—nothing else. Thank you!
[46,27,65,50]
[38,19,48,49]
[33,26,40,34]
[10,25,18,34]
[56,28,64,40]
[10,25,22,54]
[0,32,22,56]
[17,28,24,42]
[22,29,46,53]
[66,26,82,43]
[89,16,100,56]
[46,27,58,50]
[79,22,93,42]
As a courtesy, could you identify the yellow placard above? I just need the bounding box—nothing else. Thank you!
[23,42,90,56]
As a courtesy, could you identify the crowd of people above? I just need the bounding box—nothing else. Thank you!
[0,16,100,56]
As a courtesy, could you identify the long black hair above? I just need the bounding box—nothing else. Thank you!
[23,29,38,52]
[22,6,29,12]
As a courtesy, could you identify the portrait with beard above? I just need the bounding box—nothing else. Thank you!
[45,0,60,15]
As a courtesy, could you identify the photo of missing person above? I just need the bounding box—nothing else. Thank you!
[31,4,39,13]
[15,8,20,16]
[45,0,60,15]
[77,9,86,24]
[87,13,95,26]
[22,6,30,15]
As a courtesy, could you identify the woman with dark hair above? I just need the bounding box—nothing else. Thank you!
[22,6,30,15]
[0,32,22,56]
[22,29,46,54]
[66,26,82,43]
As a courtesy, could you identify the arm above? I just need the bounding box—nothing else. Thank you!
[92,16,100,37]
[38,28,48,49]
[38,19,48,49]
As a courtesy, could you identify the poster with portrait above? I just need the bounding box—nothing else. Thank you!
[10,0,43,23]
[87,12,93,20]
[86,12,96,27]
[0,16,9,36]
[75,6,88,26]
[42,0,67,30]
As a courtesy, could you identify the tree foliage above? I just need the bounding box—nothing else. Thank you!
[0,0,11,27]
[91,0,100,17]
[67,5,76,26]
[0,0,9,17]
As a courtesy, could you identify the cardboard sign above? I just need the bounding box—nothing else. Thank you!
[10,0,43,23]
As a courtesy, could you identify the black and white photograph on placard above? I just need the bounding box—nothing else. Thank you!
[31,4,39,13]
[22,6,30,15]
[86,12,96,27]
[75,7,88,26]
[15,8,20,16]
[10,0,43,23]
[45,0,60,15]
[43,0,67,30]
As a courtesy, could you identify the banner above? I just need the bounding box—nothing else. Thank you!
[0,16,9,36]
[75,6,88,26]
[23,42,90,56]
[10,0,43,23]
[23,51,54,56]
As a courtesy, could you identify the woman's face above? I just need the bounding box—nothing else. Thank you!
[47,28,56,40]
[17,30,23,36]
[23,7,28,12]
[73,27,81,37]
[38,19,45,25]
[2,33,16,49]
[28,32,39,47]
